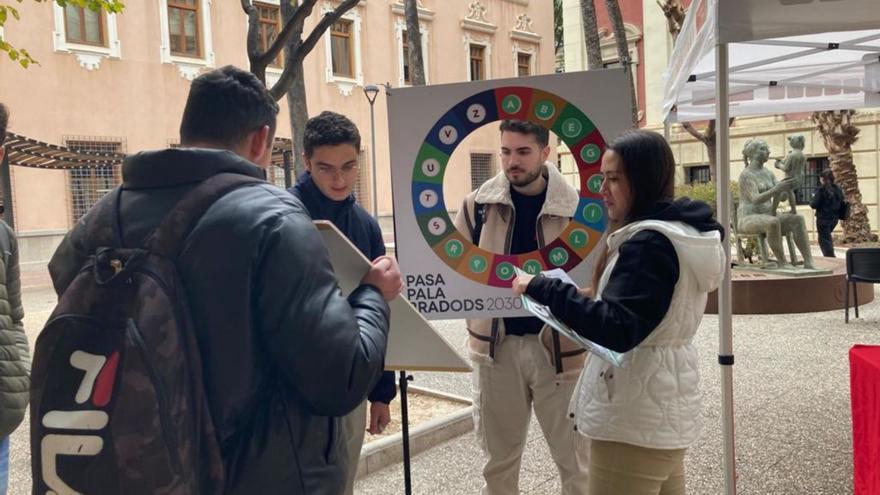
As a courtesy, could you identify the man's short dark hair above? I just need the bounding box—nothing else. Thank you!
[179,65,279,148]
[500,120,549,148]
[0,103,8,146]
[303,111,361,158]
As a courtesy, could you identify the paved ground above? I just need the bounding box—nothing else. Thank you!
[353,298,872,495]
[9,262,875,494]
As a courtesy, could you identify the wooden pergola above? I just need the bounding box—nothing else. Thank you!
[0,132,295,229]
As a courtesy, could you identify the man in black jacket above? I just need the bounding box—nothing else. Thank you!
[290,111,396,494]
[48,66,402,494]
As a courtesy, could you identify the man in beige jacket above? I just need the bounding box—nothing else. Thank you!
[453,120,588,495]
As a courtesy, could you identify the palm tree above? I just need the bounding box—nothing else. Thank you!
[580,0,603,70]
[812,110,877,243]
[604,0,638,126]
[404,0,426,86]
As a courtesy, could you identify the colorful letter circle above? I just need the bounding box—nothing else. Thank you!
[412,87,608,287]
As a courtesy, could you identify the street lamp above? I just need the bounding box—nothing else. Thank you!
[363,84,381,219]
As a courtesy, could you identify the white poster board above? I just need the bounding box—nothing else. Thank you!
[388,70,632,320]
[315,221,470,372]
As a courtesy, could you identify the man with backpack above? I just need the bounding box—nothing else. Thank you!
[39,66,401,494]
[0,102,30,495]
[289,111,396,495]
[452,120,588,494]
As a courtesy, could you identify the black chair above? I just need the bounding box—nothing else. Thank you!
[846,248,880,323]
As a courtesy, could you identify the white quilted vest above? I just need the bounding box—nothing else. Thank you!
[570,220,725,449]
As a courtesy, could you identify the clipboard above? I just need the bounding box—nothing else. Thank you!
[315,220,471,372]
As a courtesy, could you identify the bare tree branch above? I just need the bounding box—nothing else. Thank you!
[269,0,360,100]
[258,0,318,69]
[241,0,260,63]
[297,0,360,66]
[682,122,708,144]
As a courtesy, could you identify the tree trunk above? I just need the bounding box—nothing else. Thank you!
[404,0,426,86]
[281,1,308,178]
[285,64,308,179]
[705,127,717,181]
[580,0,603,70]
[812,110,877,243]
[604,0,638,126]
[554,0,564,55]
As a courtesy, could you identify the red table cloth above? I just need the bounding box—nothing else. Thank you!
[851,345,880,494]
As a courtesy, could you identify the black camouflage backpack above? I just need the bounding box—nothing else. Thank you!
[30,173,260,495]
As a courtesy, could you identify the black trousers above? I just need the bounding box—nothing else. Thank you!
[817,218,838,257]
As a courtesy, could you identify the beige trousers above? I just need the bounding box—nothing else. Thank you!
[341,400,368,495]
[472,334,589,495]
[588,439,687,495]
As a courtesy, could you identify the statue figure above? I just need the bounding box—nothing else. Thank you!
[773,134,807,214]
[737,138,815,269]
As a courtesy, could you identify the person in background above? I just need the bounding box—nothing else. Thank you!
[810,169,845,257]
[0,102,29,495]
[289,111,396,495]
[513,130,726,495]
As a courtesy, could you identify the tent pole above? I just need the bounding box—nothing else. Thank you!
[715,40,737,495]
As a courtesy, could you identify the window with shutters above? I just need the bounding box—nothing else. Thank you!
[64,5,106,46]
[52,2,120,70]
[322,7,363,95]
[168,0,201,57]
[469,44,486,81]
[158,0,214,79]
[330,20,355,78]
[517,52,531,77]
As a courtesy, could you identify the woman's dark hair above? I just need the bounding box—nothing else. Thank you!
[606,130,676,223]
[591,130,677,291]
[820,168,835,186]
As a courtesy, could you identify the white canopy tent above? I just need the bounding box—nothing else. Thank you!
[662,1,880,494]
[664,2,880,123]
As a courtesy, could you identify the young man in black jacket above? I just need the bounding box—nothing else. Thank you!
[48,66,402,494]
[290,111,395,495]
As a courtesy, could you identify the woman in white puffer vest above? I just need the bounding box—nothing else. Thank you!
[513,130,726,495]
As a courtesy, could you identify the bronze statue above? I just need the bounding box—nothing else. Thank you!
[737,138,814,269]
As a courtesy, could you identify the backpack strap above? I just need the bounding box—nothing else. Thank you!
[144,173,263,259]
